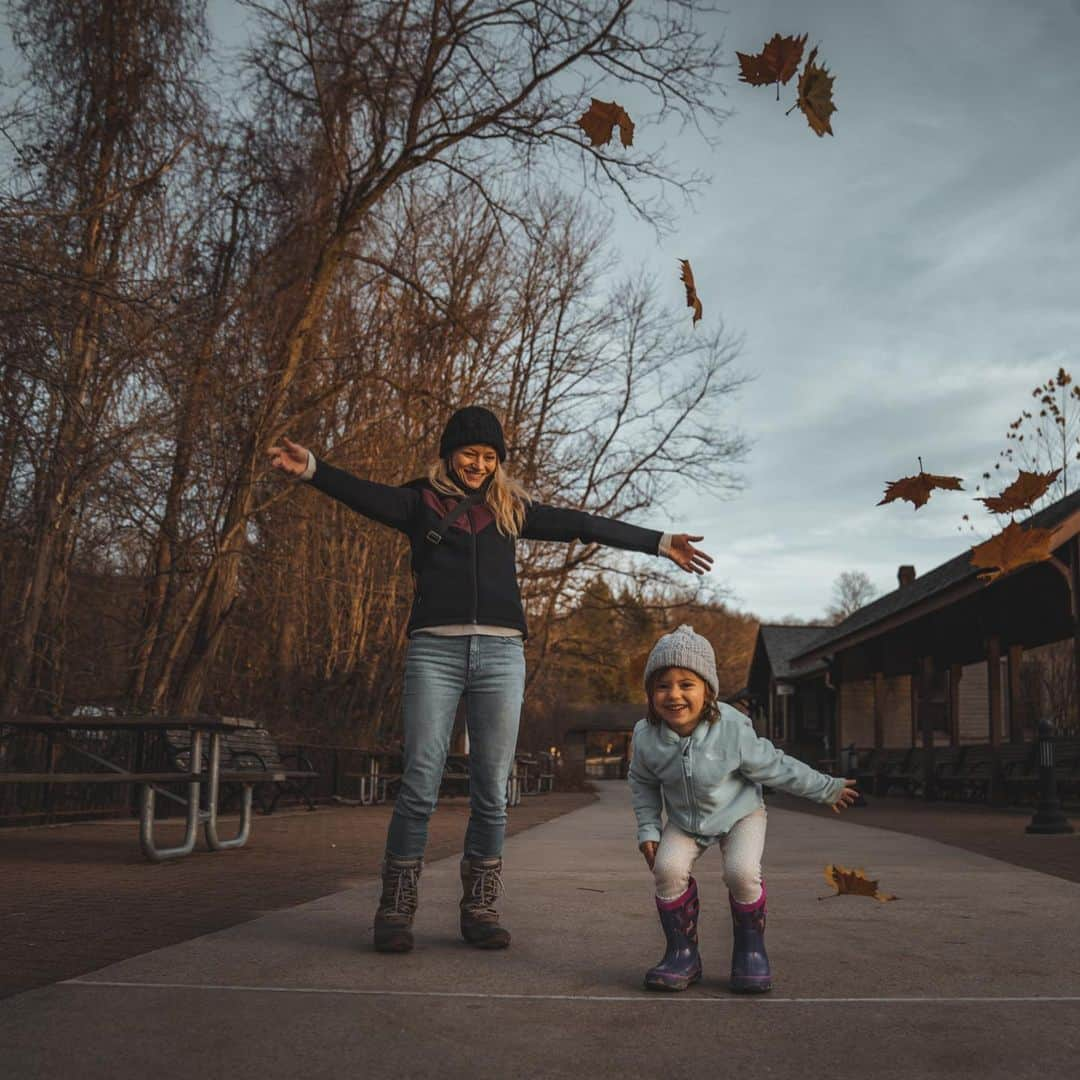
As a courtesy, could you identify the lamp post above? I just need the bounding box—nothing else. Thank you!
[1025,717,1074,835]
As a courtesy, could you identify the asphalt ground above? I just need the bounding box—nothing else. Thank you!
[2,782,1079,1079]
[0,790,595,999]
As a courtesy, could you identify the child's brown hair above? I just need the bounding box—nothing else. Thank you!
[644,667,722,727]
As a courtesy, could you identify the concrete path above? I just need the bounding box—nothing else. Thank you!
[2,781,1079,1079]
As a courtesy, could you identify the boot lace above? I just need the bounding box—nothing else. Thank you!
[382,863,420,916]
[467,864,504,917]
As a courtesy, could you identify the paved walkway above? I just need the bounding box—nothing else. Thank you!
[3,782,1079,1079]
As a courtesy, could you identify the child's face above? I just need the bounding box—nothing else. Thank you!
[651,667,708,736]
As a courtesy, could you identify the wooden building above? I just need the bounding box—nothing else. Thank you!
[789,489,1080,756]
[745,624,835,766]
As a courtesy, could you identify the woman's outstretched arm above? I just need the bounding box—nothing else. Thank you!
[521,503,712,574]
[266,436,418,532]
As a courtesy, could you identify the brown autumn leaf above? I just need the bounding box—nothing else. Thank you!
[576,99,634,148]
[878,467,964,509]
[679,259,702,325]
[737,33,808,89]
[796,47,837,136]
[969,520,1055,583]
[823,864,896,903]
[977,468,1061,514]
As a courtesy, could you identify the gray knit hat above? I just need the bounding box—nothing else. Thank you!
[643,624,719,698]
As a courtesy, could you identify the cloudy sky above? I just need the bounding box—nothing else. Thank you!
[596,0,1080,622]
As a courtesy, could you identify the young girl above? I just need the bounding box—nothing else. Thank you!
[628,624,857,993]
[268,406,711,953]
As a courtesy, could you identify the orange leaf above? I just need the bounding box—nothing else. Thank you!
[823,864,896,902]
[679,259,702,325]
[969,520,1055,583]
[737,33,808,87]
[977,468,1061,514]
[576,99,634,148]
[878,468,964,509]
[796,47,837,137]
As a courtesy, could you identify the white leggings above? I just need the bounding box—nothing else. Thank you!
[653,808,766,904]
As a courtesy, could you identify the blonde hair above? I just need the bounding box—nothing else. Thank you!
[427,458,531,538]
[644,668,721,728]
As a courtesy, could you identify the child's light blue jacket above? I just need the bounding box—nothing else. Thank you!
[627,704,845,845]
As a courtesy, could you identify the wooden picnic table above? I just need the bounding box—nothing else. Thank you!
[0,712,264,861]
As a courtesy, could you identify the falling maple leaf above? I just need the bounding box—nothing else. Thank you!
[878,460,964,509]
[737,33,807,98]
[977,468,1061,514]
[969,520,1055,583]
[795,47,837,136]
[822,864,896,903]
[679,259,702,325]
[576,99,634,148]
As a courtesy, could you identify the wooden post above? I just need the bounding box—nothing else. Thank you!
[949,664,962,747]
[1073,536,1080,731]
[873,672,885,749]
[1007,644,1024,744]
[834,678,844,758]
[910,667,919,746]
[919,656,935,800]
[986,634,1002,748]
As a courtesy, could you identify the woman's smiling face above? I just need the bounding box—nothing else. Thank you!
[650,667,708,736]
[450,444,499,489]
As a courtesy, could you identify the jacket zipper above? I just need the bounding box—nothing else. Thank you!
[681,739,695,834]
[470,507,479,624]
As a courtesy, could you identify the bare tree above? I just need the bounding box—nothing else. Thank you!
[166,0,731,714]
[990,366,1080,506]
[0,0,207,714]
[825,570,877,625]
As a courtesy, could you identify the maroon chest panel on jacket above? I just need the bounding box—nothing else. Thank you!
[421,489,496,534]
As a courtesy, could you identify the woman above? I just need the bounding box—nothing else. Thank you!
[268,406,712,953]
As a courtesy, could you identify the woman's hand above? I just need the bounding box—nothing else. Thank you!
[267,435,310,478]
[639,840,658,870]
[667,534,713,575]
[831,779,859,813]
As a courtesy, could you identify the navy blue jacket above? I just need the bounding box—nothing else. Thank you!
[307,458,663,638]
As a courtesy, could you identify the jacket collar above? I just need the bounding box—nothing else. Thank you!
[655,717,709,745]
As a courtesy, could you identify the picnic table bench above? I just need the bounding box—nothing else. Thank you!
[164,726,318,814]
[0,713,317,861]
[999,739,1080,805]
[343,749,401,805]
[345,751,526,807]
[876,747,923,797]
[515,753,555,795]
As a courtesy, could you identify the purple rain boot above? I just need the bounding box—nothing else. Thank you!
[644,877,703,992]
[729,882,772,993]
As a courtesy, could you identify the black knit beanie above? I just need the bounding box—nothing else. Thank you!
[438,406,507,462]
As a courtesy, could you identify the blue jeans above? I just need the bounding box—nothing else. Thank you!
[386,634,526,860]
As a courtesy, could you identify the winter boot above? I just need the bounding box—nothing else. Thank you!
[644,877,703,992]
[373,854,422,953]
[459,856,511,949]
[729,883,772,993]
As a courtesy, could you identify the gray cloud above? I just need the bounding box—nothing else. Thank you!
[607,0,1080,621]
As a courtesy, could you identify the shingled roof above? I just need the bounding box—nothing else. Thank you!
[758,624,832,679]
[792,486,1080,664]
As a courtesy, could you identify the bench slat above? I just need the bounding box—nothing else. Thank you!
[0,772,200,784]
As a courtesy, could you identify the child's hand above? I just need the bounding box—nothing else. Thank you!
[639,840,658,870]
[831,779,859,813]
[667,535,714,575]
[267,435,310,478]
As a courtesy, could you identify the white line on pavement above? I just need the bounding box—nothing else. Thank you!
[61,980,1080,1004]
